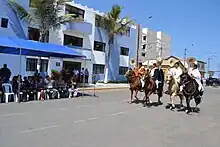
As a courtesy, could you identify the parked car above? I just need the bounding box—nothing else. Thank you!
[206,78,220,86]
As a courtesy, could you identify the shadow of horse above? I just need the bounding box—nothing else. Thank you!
[130,99,163,107]
[165,103,200,113]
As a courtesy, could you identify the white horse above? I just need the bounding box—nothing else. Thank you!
[166,74,184,110]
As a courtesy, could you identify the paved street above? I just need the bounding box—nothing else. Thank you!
[0,87,220,147]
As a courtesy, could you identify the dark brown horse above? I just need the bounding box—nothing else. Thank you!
[124,69,142,103]
[142,72,156,107]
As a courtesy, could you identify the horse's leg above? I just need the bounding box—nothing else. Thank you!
[170,94,175,110]
[157,90,162,104]
[129,90,133,103]
[179,94,184,108]
[185,96,192,114]
[134,90,139,101]
[194,96,201,112]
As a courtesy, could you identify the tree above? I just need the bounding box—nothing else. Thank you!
[8,0,81,42]
[100,5,134,83]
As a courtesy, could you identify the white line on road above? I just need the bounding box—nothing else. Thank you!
[76,105,92,109]
[59,108,68,110]
[87,117,98,121]
[20,125,59,133]
[73,120,85,123]
[0,112,27,117]
[110,111,127,116]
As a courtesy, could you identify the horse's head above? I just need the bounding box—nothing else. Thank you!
[124,69,134,82]
[166,74,173,84]
[180,72,191,85]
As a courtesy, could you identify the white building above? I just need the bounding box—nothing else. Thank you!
[139,28,171,62]
[0,0,138,82]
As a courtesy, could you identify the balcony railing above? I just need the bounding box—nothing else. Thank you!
[64,21,92,35]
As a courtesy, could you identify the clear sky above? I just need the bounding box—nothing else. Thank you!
[75,0,220,71]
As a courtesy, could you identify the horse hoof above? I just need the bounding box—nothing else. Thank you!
[170,106,175,110]
[185,109,191,114]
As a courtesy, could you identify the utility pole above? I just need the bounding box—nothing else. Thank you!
[184,48,187,67]
[208,57,211,78]
[136,24,141,67]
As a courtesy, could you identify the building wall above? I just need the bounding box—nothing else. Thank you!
[139,28,171,63]
[0,0,137,82]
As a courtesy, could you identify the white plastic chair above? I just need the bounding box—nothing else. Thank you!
[2,83,15,103]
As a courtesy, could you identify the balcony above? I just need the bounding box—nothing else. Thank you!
[64,21,92,35]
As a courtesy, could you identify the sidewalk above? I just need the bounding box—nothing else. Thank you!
[78,83,129,91]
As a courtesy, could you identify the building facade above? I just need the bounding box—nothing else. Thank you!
[0,0,137,82]
[138,28,171,63]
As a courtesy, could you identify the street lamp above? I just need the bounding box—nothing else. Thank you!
[184,43,195,67]
[207,55,216,77]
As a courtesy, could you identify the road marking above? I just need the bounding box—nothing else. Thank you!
[76,105,91,109]
[87,117,98,121]
[20,125,59,133]
[73,120,85,123]
[0,112,26,117]
[59,108,68,110]
[110,111,127,116]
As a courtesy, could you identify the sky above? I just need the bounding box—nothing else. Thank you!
[75,0,220,72]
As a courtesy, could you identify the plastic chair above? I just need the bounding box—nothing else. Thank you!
[2,83,15,103]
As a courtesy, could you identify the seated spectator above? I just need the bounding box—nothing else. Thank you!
[37,76,45,100]
[44,75,59,99]
[56,77,68,98]
[68,76,78,98]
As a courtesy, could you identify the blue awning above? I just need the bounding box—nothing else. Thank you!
[0,36,86,58]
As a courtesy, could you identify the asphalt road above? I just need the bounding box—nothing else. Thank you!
[0,87,220,147]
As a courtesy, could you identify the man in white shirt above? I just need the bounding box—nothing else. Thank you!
[150,63,157,78]
[170,62,183,92]
[190,63,204,94]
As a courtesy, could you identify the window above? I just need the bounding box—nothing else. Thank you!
[93,64,105,74]
[1,18,8,28]
[141,52,146,57]
[28,27,49,42]
[95,15,102,27]
[64,34,83,47]
[125,27,130,37]
[65,5,85,19]
[40,59,48,72]
[26,58,37,71]
[56,62,60,67]
[142,44,146,50]
[94,41,105,52]
[119,66,128,75]
[120,47,129,56]
[143,36,147,41]
[26,58,48,72]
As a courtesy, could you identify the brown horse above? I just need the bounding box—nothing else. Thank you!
[124,69,142,103]
[142,72,157,107]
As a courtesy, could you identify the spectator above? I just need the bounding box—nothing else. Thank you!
[0,64,11,83]
[80,68,85,82]
[85,68,89,83]
[34,70,40,80]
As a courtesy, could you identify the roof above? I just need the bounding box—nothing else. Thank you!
[0,37,86,58]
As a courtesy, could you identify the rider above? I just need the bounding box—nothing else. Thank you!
[189,62,204,95]
[170,62,183,92]
[153,63,164,94]
[138,62,146,90]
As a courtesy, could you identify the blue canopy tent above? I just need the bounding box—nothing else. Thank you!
[0,36,86,58]
[0,37,89,101]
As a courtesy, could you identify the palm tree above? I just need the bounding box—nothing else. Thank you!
[100,5,134,83]
[7,0,82,71]
[7,0,81,42]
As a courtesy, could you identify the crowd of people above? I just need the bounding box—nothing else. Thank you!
[0,65,90,103]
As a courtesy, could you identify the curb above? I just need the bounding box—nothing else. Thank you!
[78,87,129,91]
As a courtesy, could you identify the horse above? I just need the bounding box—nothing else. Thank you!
[142,72,157,107]
[166,74,184,110]
[124,69,142,103]
[180,72,203,114]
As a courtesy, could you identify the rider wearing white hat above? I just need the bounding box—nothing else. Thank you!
[189,61,204,95]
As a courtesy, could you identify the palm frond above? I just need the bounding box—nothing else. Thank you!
[110,5,122,21]
[116,18,134,35]
[8,0,34,23]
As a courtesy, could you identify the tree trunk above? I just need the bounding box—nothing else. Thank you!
[37,30,46,72]
[104,39,112,84]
